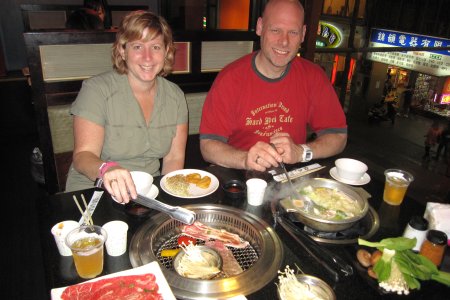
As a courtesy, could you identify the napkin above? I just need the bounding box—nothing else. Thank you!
[423,202,450,245]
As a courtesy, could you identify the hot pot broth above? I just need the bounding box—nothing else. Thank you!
[296,185,362,220]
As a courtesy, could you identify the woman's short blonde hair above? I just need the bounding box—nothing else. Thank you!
[112,10,175,76]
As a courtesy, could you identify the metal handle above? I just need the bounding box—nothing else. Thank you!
[134,194,196,225]
[278,213,353,282]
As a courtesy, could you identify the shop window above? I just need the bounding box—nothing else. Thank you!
[322,0,366,18]
[163,0,250,31]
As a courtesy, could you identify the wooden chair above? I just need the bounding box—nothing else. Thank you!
[24,31,116,193]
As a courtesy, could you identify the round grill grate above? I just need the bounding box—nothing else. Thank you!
[130,204,283,299]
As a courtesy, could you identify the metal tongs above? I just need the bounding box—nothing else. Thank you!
[95,178,196,225]
[274,210,354,282]
[133,193,196,225]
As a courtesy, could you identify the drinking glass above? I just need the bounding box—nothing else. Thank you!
[383,169,414,205]
[65,225,107,279]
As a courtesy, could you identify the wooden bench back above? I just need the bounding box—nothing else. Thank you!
[20,4,149,31]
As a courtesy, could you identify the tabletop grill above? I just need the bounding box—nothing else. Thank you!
[130,204,283,299]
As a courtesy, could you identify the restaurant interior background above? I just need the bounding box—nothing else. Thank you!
[2,0,449,111]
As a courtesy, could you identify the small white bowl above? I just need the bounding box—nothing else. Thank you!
[335,158,368,182]
[130,171,153,195]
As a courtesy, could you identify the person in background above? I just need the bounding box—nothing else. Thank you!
[65,11,188,203]
[423,120,441,161]
[66,0,108,30]
[383,76,393,98]
[435,121,450,161]
[401,85,413,117]
[199,0,347,172]
[384,88,398,125]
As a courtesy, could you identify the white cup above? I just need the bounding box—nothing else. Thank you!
[246,178,267,206]
[130,171,153,195]
[113,171,153,203]
[335,158,368,181]
[51,220,80,256]
[102,220,129,256]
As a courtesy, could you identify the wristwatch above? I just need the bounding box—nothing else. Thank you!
[300,144,313,162]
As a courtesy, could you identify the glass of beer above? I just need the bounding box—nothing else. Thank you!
[383,169,414,205]
[65,225,107,279]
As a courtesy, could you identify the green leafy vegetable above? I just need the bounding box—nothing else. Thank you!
[373,248,395,282]
[358,237,416,251]
[358,237,450,293]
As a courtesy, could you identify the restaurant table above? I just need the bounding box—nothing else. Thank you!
[39,161,450,300]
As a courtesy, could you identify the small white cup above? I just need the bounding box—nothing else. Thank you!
[51,220,80,256]
[335,158,368,181]
[246,178,267,206]
[130,171,153,195]
[102,220,129,256]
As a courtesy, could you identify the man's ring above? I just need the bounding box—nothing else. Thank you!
[110,179,118,184]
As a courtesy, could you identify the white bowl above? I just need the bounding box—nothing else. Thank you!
[130,171,153,195]
[335,158,368,181]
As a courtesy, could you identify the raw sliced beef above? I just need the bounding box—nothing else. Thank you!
[61,273,162,300]
[205,240,243,276]
[180,221,249,249]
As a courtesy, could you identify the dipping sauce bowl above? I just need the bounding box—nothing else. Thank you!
[222,179,246,199]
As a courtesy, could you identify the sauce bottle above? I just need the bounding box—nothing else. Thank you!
[402,216,428,252]
[419,229,447,267]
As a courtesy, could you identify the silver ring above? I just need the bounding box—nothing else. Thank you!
[256,156,260,164]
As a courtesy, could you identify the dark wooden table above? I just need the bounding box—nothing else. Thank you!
[39,162,450,300]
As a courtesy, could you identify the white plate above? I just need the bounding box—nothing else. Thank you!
[160,169,219,198]
[330,167,371,185]
[50,261,175,300]
[112,184,159,204]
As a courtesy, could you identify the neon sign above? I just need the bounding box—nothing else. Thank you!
[316,22,342,48]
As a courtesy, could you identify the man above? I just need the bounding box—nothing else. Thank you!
[199,0,347,172]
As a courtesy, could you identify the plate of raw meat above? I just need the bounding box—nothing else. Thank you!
[51,261,176,300]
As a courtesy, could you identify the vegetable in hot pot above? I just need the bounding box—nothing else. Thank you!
[295,185,362,220]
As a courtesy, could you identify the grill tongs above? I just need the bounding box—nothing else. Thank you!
[133,193,196,225]
[274,209,354,282]
[95,178,196,225]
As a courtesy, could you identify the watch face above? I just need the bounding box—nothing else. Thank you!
[305,150,313,161]
[301,145,312,162]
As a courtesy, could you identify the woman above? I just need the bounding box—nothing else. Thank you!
[66,11,188,203]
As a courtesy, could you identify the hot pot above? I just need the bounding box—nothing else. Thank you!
[280,178,369,232]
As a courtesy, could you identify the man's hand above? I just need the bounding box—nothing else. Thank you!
[246,141,283,171]
[269,133,302,164]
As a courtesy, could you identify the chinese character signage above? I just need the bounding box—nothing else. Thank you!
[367,28,450,77]
[316,21,343,48]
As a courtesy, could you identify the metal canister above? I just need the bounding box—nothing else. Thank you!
[419,229,447,267]
[402,215,428,252]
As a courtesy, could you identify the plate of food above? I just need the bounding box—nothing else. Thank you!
[160,169,219,198]
[51,261,175,300]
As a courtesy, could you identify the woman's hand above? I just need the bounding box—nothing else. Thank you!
[102,166,136,203]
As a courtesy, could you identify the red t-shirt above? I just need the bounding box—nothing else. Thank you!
[200,53,347,151]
